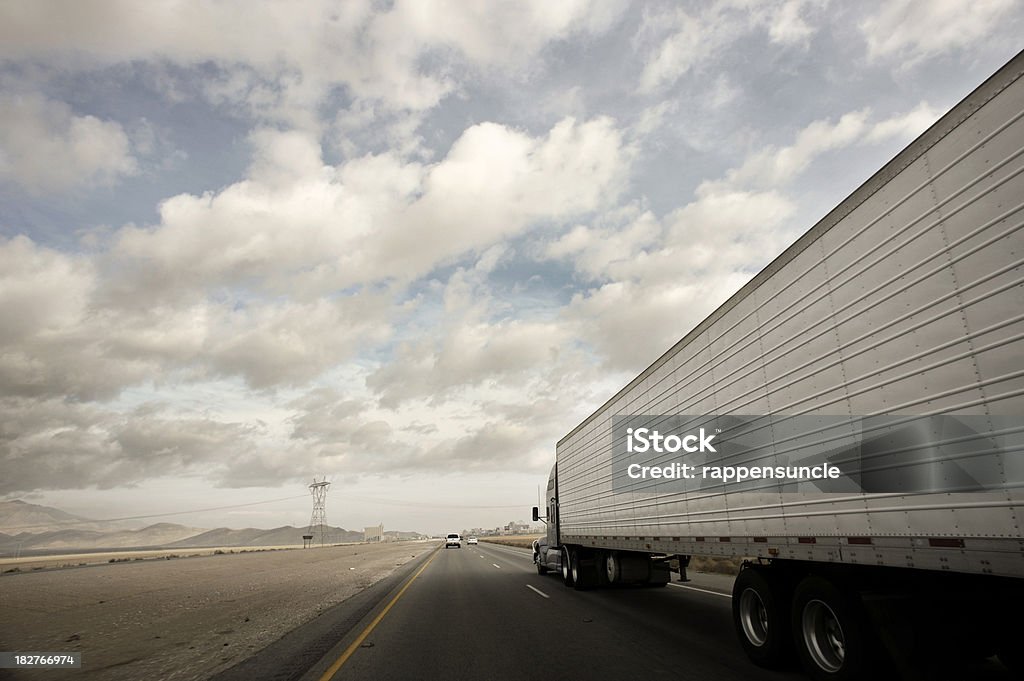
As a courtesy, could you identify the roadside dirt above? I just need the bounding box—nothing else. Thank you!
[0,545,311,573]
[0,540,436,680]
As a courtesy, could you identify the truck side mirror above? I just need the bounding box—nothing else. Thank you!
[532,506,539,521]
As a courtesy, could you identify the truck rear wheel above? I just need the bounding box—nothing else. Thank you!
[561,547,574,587]
[792,576,872,681]
[571,549,597,590]
[732,566,792,668]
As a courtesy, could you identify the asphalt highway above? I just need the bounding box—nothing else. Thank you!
[301,542,795,681]
[207,541,1014,681]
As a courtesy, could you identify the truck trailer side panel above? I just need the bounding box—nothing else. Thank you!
[555,52,1024,579]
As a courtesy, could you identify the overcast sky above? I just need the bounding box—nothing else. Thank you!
[1,1,1022,535]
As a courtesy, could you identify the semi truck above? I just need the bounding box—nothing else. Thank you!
[532,50,1024,680]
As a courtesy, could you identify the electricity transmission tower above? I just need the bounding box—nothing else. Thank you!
[307,477,331,547]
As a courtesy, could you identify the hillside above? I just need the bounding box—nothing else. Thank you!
[0,522,206,552]
[168,525,364,547]
[0,499,135,533]
[0,499,424,552]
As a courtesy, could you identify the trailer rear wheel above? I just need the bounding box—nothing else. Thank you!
[593,550,610,587]
[732,567,792,668]
[605,551,620,584]
[792,576,871,681]
[561,547,574,587]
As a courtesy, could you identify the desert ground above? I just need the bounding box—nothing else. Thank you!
[0,544,318,573]
[0,540,436,680]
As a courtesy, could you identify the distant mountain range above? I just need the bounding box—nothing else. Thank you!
[0,499,136,533]
[168,526,365,548]
[0,499,425,554]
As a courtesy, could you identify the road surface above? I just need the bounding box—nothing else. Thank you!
[302,541,784,681]
[3,541,1012,680]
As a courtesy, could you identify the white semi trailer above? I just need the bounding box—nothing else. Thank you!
[533,50,1024,680]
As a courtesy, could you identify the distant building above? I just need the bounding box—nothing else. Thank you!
[499,520,532,535]
[364,523,384,542]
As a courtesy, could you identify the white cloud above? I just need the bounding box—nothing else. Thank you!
[0,236,94,344]
[545,209,662,281]
[0,396,270,493]
[555,186,797,369]
[0,231,397,401]
[375,0,626,69]
[0,0,623,129]
[365,249,575,408]
[632,100,678,138]
[547,93,944,373]
[0,94,137,194]
[860,0,1016,65]
[720,109,871,189]
[709,74,741,109]
[865,101,943,144]
[0,237,148,401]
[637,7,711,93]
[768,0,818,46]
[636,0,825,94]
[204,296,394,388]
[111,116,631,298]
[367,316,572,407]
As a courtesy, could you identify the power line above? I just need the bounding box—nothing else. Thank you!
[344,495,527,510]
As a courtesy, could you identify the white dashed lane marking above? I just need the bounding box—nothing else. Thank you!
[526,584,550,599]
[668,583,731,599]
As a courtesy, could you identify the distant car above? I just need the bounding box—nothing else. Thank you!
[445,533,462,548]
[467,537,478,545]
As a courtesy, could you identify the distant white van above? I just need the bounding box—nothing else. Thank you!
[445,533,461,548]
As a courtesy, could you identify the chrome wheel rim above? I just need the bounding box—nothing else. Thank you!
[802,599,845,672]
[739,588,769,647]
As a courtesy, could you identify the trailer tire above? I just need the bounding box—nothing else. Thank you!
[561,547,574,587]
[732,567,792,668]
[792,576,873,681]
[571,549,595,590]
[605,551,620,584]
[594,550,610,587]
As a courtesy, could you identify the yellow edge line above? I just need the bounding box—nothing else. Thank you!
[318,548,440,680]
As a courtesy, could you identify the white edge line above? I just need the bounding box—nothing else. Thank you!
[668,582,731,599]
[526,584,550,599]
